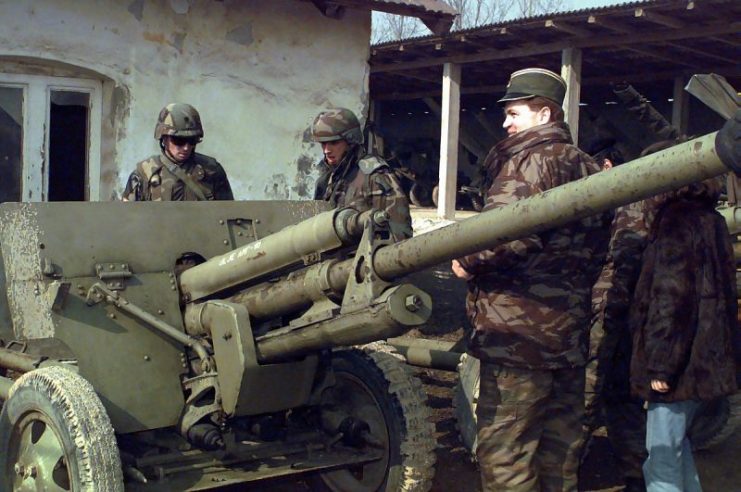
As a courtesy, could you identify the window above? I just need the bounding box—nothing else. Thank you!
[0,73,102,202]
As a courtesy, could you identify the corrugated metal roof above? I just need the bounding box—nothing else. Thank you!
[372,0,662,46]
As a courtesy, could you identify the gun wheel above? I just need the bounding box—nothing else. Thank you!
[312,346,436,492]
[453,353,479,460]
[690,391,741,451]
[0,366,123,492]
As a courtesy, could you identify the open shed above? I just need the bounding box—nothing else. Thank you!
[369,0,740,217]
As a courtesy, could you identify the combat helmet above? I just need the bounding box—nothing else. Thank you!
[154,103,204,141]
[311,108,363,146]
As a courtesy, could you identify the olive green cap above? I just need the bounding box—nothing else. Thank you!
[498,68,567,106]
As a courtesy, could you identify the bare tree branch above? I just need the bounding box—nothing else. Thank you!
[372,0,567,43]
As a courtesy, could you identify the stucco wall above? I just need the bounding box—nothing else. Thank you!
[0,0,372,200]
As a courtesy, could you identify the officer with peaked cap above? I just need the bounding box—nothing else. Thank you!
[452,68,609,491]
[123,103,233,201]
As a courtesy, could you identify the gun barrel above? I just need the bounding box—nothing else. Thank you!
[180,208,375,302]
[232,131,732,322]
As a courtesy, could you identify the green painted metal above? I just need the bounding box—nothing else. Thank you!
[387,337,461,370]
[0,200,330,433]
[0,374,12,400]
[227,132,731,333]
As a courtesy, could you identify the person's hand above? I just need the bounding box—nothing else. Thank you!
[650,379,670,393]
[451,260,473,280]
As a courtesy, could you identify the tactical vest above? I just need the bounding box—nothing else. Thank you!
[129,153,224,201]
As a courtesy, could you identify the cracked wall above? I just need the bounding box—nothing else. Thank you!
[0,0,372,200]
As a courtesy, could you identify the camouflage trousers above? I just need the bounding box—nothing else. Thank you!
[583,312,647,482]
[476,362,585,492]
[584,311,616,430]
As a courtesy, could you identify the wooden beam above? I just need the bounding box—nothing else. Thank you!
[474,111,499,138]
[424,99,488,161]
[545,19,591,38]
[561,48,582,145]
[711,36,741,48]
[587,14,635,34]
[672,75,689,136]
[370,21,739,73]
[372,66,741,101]
[387,70,441,84]
[634,7,686,29]
[437,63,461,220]
[665,42,738,65]
[624,46,700,68]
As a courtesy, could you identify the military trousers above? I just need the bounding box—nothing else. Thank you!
[476,362,585,492]
[583,313,647,483]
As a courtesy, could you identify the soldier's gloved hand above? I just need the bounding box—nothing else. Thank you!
[717,108,741,176]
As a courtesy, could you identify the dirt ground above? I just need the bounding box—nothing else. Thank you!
[241,259,741,492]
[242,360,740,492]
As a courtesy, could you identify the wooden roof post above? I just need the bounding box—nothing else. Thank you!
[438,62,461,219]
[561,47,582,145]
[672,75,689,136]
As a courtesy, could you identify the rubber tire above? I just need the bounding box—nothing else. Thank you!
[689,391,741,451]
[311,345,436,492]
[409,183,432,207]
[470,193,484,212]
[0,366,123,491]
[453,353,480,460]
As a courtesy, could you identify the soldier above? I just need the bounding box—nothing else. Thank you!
[451,68,608,491]
[123,103,233,201]
[582,141,648,492]
[311,108,412,241]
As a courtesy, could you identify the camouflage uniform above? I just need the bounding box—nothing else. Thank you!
[583,200,648,487]
[458,122,608,491]
[123,153,233,201]
[123,102,233,201]
[312,108,412,241]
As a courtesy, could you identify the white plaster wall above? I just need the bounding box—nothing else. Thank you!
[0,0,372,199]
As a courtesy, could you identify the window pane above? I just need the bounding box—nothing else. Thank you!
[49,90,90,201]
[0,87,23,202]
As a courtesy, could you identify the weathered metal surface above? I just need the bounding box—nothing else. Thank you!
[388,337,461,370]
[374,132,727,278]
[0,200,329,433]
[0,374,12,400]
[180,208,359,302]
[226,132,731,326]
[255,284,432,362]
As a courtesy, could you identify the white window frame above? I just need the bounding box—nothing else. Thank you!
[0,73,102,201]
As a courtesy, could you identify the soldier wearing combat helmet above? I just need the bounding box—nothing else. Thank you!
[123,103,233,201]
[312,108,412,241]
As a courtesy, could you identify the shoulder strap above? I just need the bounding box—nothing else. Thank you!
[357,155,388,175]
[159,156,208,201]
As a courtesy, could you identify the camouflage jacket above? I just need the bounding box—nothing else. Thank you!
[591,200,648,323]
[630,179,740,402]
[458,122,609,369]
[123,152,233,201]
[314,145,412,241]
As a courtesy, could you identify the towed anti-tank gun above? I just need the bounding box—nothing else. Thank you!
[0,119,738,491]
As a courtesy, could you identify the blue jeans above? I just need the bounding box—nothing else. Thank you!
[644,400,703,492]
